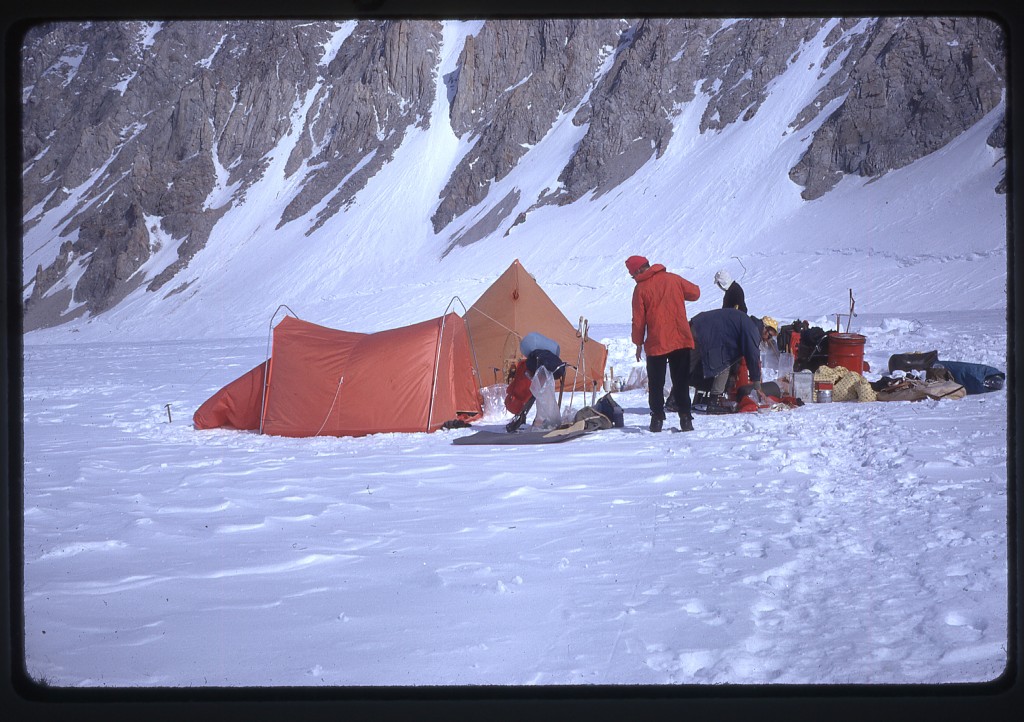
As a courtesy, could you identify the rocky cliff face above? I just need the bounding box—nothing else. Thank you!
[20,17,1006,330]
[788,17,1006,199]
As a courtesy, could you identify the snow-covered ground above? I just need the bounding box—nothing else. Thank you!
[15,17,1012,699]
[21,310,1008,687]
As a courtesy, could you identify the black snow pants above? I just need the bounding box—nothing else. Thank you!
[647,347,692,421]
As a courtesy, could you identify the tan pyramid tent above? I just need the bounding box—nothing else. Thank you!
[465,259,607,392]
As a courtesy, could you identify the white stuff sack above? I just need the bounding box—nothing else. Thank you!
[530,367,561,430]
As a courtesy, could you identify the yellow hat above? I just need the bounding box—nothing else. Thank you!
[762,316,779,333]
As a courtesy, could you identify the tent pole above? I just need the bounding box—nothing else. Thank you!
[259,361,271,435]
[429,301,471,432]
[427,313,450,432]
[445,296,484,393]
[259,304,300,435]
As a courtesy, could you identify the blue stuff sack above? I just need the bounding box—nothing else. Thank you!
[936,360,1005,394]
[520,332,560,358]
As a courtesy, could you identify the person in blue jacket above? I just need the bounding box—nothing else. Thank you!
[689,308,774,410]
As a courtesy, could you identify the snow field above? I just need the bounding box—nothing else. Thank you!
[21,310,1008,686]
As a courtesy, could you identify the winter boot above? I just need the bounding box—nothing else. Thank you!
[505,412,527,433]
[649,412,665,432]
[704,393,732,414]
[679,415,694,432]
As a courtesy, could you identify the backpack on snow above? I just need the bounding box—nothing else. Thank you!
[525,348,566,379]
[795,326,829,372]
[777,320,809,355]
[592,393,625,428]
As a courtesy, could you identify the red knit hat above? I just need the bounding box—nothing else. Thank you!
[625,255,649,275]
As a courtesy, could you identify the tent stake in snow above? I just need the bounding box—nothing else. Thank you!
[165,404,172,423]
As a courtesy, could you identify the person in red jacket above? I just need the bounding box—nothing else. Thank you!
[627,255,701,432]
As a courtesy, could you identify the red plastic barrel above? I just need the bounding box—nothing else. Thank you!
[828,333,867,373]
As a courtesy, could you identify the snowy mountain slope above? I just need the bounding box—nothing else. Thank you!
[13,14,1014,700]
[19,17,1007,342]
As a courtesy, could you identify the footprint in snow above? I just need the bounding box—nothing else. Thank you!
[944,611,988,632]
[740,541,767,558]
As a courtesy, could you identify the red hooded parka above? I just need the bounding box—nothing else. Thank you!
[631,264,701,357]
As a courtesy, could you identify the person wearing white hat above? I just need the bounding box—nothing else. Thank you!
[714,268,747,313]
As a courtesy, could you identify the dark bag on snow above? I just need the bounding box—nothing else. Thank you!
[888,350,939,373]
[936,361,1005,394]
[592,393,625,428]
[526,348,566,379]
[795,326,829,372]
[778,320,809,355]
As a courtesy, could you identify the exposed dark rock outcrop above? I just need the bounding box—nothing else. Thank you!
[20,17,1006,331]
[788,17,1005,199]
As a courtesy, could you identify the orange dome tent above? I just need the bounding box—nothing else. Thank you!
[194,313,481,437]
